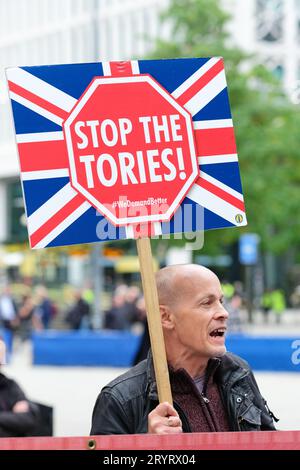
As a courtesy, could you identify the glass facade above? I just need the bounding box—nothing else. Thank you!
[256,0,284,42]
[7,180,27,243]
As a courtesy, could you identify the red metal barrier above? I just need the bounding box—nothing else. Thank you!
[0,431,300,450]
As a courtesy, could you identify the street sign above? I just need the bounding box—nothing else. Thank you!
[239,233,260,265]
[6,58,247,248]
[64,75,198,226]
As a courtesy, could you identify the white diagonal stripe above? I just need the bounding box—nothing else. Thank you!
[131,60,140,74]
[153,222,162,236]
[9,91,63,126]
[172,58,220,99]
[187,184,246,226]
[22,169,69,181]
[27,183,77,235]
[185,70,227,117]
[125,222,162,238]
[198,154,238,165]
[17,131,64,143]
[125,225,134,238]
[32,201,91,249]
[6,67,76,112]
[193,119,233,129]
[200,170,244,201]
[102,62,112,76]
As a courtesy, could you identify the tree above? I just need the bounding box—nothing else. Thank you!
[148,0,300,256]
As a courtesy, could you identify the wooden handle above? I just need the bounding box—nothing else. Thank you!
[136,237,173,405]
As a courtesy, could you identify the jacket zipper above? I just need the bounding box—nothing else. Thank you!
[201,393,210,403]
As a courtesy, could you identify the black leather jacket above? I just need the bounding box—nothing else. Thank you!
[90,352,277,435]
[0,372,38,437]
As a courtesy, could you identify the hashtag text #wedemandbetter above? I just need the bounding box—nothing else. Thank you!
[112,197,167,208]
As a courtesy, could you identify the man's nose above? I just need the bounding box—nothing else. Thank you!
[215,303,229,320]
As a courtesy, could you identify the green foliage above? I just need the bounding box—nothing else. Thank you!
[148,0,300,254]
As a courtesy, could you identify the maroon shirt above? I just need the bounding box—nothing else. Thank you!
[169,362,230,432]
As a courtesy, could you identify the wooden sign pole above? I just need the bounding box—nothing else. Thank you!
[136,237,173,405]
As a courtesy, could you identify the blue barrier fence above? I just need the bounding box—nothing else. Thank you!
[31,331,300,371]
[0,329,13,362]
[32,330,140,367]
[226,334,300,372]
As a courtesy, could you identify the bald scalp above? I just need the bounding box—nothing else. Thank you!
[155,264,217,307]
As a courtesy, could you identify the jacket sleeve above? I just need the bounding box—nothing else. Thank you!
[0,404,38,436]
[248,370,278,430]
[90,389,132,435]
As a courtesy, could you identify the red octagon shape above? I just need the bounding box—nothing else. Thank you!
[63,75,198,226]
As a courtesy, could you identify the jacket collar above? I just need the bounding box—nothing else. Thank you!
[215,353,249,388]
[145,350,235,400]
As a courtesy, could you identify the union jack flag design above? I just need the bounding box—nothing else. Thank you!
[6,58,247,249]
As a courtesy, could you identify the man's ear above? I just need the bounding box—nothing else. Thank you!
[160,305,174,330]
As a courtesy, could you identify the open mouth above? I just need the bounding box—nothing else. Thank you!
[209,328,226,338]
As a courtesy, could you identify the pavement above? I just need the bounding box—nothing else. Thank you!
[2,334,300,436]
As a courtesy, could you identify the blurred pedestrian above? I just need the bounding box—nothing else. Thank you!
[17,294,36,341]
[0,285,18,332]
[65,289,91,330]
[132,297,150,365]
[271,289,286,324]
[34,285,55,330]
[261,289,272,324]
[104,286,130,330]
[227,294,243,332]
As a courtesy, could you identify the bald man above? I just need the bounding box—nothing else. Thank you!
[90,264,277,435]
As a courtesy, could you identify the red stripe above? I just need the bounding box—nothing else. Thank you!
[110,61,134,76]
[109,62,158,237]
[18,140,69,172]
[196,178,245,212]
[8,81,68,121]
[30,194,85,247]
[176,59,224,106]
[194,127,237,156]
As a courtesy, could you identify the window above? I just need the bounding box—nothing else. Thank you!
[7,180,28,243]
[256,0,283,42]
[264,56,285,81]
[296,0,300,41]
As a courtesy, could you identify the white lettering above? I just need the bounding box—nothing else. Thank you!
[119,152,138,185]
[161,148,177,181]
[147,149,162,182]
[86,120,99,147]
[153,115,170,143]
[170,114,183,141]
[96,153,118,187]
[100,119,118,147]
[118,118,133,145]
[79,147,183,188]
[74,121,88,149]
[139,116,152,143]
[136,150,146,183]
[80,155,95,187]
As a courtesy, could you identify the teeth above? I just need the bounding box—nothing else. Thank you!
[210,328,226,336]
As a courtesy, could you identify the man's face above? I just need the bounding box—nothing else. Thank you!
[167,268,229,359]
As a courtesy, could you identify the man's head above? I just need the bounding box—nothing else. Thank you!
[156,264,228,367]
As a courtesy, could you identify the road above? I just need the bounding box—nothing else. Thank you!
[3,341,300,436]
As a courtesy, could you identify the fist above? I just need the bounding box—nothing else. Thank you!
[148,402,182,434]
